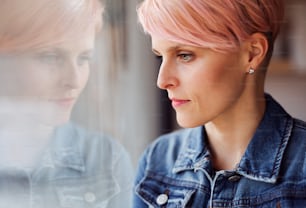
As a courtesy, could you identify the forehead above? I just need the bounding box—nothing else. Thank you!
[0,0,102,54]
[152,36,178,51]
[37,29,96,53]
[61,31,96,48]
[151,35,201,54]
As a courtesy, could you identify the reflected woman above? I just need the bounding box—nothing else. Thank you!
[0,0,133,207]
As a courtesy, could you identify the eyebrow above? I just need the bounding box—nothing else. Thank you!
[152,44,189,55]
[80,49,94,55]
[35,47,94,55]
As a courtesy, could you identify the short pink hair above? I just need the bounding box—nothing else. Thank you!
[0,0,103,53]
[137,0,284,59]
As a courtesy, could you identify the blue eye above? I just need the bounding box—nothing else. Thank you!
[37,52,62,65]
[77,55,92,66]
[178,53,193,62]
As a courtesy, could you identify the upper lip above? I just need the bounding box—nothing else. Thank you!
[49,97,76,102]
[170,97,190,102]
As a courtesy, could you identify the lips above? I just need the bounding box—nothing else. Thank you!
[50,98,76,107]
[170,98,190,108]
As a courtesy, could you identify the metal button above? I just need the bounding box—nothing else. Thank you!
[156,193,168,205]
[84,192,96,203]
[228,175,241,182]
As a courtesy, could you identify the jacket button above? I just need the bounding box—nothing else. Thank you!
[228,175,241,182]
[156,194,168,205]
[84,192,96,203]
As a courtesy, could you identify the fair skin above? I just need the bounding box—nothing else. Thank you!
[152,33,268,170]
[0,30,95,126]
[0,30,95,167]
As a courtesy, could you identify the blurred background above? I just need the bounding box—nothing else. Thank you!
[71,0,306,166]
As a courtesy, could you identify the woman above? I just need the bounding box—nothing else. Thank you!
[0,0,133,207]
[134,0,306,207]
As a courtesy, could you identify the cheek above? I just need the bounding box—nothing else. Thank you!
[192,60,246,105]
[188,62,226,90]
[0,67,38,96]
[203,57,245,89]
[13,69,58,98]
[80,68,90,89]
[24,70,54,92]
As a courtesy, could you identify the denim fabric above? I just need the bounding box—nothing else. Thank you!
[133,94,306,207]
[0,123,134,208]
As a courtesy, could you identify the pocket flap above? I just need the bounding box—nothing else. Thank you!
[136,174,196,208]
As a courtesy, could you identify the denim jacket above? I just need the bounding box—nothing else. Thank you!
[0,123,134,208]
[133,95,306,207]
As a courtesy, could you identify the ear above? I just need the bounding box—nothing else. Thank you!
[246,33,269,71]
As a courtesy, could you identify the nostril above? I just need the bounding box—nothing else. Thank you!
[157,74,177,90]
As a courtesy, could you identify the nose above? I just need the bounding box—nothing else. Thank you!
[157,59,178,90]
[60,60,89,90]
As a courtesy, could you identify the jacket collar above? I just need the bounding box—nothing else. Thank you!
[173,94,293,184]
[36,123,86,174]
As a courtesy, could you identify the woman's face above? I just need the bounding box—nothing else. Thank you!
[152,36,250,128]
[0,31,95,126]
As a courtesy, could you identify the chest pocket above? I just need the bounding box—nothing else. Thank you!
[55,174,120,208]
[136,175,196,208]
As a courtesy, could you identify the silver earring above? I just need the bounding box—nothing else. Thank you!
[248,68,255,74]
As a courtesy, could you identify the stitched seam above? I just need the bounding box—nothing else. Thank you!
[271,118,292,177]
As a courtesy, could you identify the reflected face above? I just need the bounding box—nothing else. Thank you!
[0,31,95,126]
[152,36,249,128]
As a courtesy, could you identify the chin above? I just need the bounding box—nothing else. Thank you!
[176,118,201,128]
[55,112,72,126]
[42,110,72,127]
[55,117,70,126]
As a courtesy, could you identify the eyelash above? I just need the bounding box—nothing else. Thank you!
[37,53,62,65]
[35,53,92,66]
[154,52,194,63]
[77,55,92,66]
[177,53,193,62]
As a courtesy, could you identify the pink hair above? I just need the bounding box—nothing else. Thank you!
[137,0,284,54]
[0,0,103,53]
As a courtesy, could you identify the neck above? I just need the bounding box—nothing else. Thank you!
[205,83,266,170]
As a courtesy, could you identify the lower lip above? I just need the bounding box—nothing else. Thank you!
[171,100,190,108]
[52,99,75,107]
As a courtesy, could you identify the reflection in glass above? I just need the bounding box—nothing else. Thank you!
[0,0,133,207]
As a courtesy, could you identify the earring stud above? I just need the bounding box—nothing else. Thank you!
[248,68,255,74]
